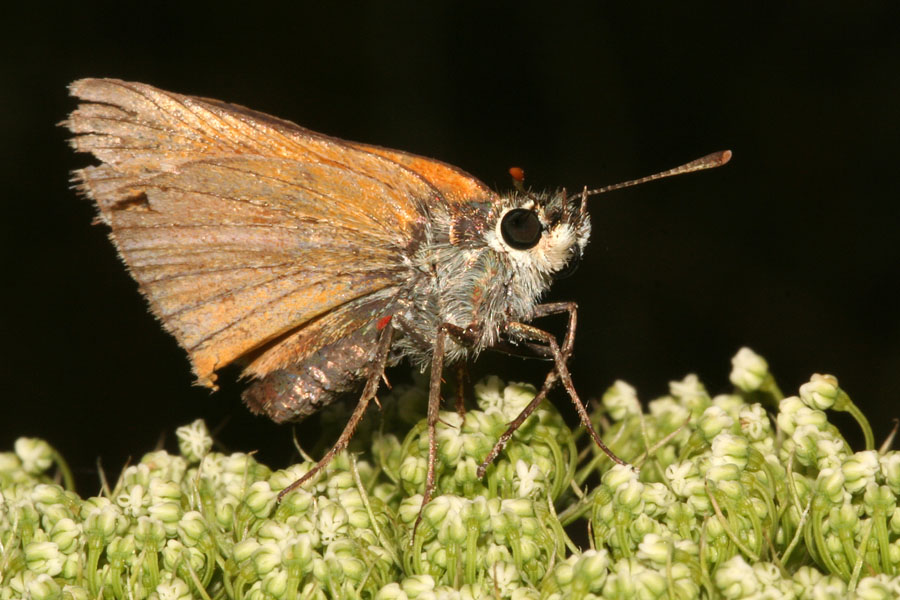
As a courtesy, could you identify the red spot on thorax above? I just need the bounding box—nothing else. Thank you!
[376,315,393,330]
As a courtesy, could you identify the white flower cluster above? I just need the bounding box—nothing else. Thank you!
[1,349,898,599]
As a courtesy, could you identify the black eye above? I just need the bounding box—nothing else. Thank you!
[553,252,581,280]
[500,208,542,250]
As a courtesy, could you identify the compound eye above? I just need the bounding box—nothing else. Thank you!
[500,208,542,250]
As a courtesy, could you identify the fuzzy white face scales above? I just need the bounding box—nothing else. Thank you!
[488,201,588,277]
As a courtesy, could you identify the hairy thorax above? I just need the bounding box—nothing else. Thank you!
[392,191,586,367]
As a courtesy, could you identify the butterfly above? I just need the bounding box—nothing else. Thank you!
[65,78,730,507]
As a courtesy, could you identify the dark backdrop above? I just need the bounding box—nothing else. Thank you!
[3,2,899,493]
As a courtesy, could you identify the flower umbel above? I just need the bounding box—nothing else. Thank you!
[1,349,896,598]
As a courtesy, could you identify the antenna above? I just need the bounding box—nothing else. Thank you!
[584,150,732,198]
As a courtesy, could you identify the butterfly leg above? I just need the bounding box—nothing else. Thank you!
[414,322,480,532]
[477,302,575,475]
[276,321,394,502]
[454,361,468,419]
[477,303,626,476]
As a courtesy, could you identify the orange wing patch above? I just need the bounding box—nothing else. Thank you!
[350,142,498,205]
[66,79,461,386]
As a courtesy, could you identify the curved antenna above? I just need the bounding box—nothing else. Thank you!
[577,150,731,216]
[584,150,732,198]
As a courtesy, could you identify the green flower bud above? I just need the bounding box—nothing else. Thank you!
[148,479,182,504]
[793,405,829,430]
[175,419,213,463]
[83,503,121,542]
[698,406,734,442]
[161,540,205,576]
[474,376,506,412]
[453,457,480,487]
[714,555,759,599]
[712,394,745,417]
[107,534,136,565]
[24,541,64,576]
[62,584,90,600]
[214,498,236,530]
[232,538,261,564]
[487,562,520,598]
[150,576,191,600]
[283,533,314,571]
[26,573,62,600]
[665,461,699,498]
[317,499,349,543]
[799,374,840,411]
[510,588,541,600]
[641,483,675,517]
[710,433,749,469]
[48,517,81,554]
[142,451,188,481]
[325,470,355,495]
[863,483,896,515]
[669,374,710,413]
[647,397,690,434]
[244,481,277,518]
[843,451,879,495]
[828,503,859,535]
[463,409,504,439]
[252,541,282,576]
[574,550,609,592]
[176,511,208,547]
[815,435,847,471]
[890,507,900,535]
[375,583,408,600]
[15,438,54,474]
[399,456,427,487]
[398,495,424,526]
[31,484,66,506]
[503,382,537,420]
[880,452,900,494]
[791,424,824,467]
[775,400,798,439]
[602,380,641,421]
[603,464,639,490]
[435,424,464,465]
[615,478,645,511]
[738,403,771,441]
[149,501,183,535]
[855,574,896,600]
[134,516,167,552]
[262,568,288,598]
[729,347,769,392]
[401,574,436,598]
[816,468,846,504]
[551,557,576,587]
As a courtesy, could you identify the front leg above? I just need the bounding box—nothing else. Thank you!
[504,319,626,467]
[478,302,626,476]
[477,302,575,475]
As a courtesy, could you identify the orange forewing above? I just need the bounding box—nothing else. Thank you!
[66,79,494,387]
[348,142,498,205]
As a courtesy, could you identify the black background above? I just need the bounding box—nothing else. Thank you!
[3,3,899,494]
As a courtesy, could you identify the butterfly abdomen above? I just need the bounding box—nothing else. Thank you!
[242,326,381,423]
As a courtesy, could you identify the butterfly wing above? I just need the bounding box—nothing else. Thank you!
[66,78,492,387]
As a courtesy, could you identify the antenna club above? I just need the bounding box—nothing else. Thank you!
[582,149,733,198]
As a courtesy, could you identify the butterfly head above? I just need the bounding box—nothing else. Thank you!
[488,189,590,281]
